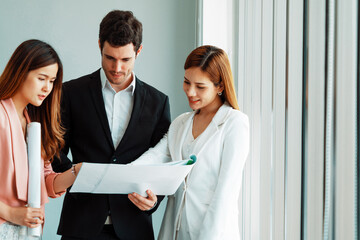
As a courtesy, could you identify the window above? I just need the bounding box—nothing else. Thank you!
[198,0,359,239]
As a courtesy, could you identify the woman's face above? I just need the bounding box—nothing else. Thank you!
[183,67,222,111]
[17,63,58,107]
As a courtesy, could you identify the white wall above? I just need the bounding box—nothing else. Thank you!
[0,0,196,239]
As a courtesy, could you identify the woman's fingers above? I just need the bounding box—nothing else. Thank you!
[25,217,43,228]
[24,207,44,227]
[30,208,44,220]
[9,206,44,227]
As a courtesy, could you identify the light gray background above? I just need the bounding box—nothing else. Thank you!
[0,0,196,238]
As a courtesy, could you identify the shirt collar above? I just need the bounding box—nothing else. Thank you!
[100,68,136,95]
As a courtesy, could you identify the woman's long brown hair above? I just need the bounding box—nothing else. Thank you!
[0,39,64,163]
[184,45,240,110]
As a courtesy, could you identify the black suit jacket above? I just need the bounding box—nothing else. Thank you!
[52,69,171,239]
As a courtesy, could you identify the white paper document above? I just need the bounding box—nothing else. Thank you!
[70,156,196,196]
[26,122,42,238]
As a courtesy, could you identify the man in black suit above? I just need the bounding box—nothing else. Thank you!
[52,10,171,240]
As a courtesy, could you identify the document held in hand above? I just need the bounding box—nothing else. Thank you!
[26,122,42,238]
[70,155,197,196]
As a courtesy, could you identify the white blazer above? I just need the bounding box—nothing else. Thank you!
[134,103,249,240]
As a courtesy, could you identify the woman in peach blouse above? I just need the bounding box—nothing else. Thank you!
[0,40,82,239]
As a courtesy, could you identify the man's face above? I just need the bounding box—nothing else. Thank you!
[100,41,142,92]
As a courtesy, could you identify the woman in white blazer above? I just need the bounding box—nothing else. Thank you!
[128,45,249,240]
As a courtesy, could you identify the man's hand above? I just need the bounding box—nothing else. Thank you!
[128,190,157,211]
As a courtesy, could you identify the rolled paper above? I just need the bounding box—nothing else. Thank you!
[26,122,42,238]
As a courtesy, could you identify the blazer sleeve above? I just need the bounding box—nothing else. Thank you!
[130,133,171,165]
[197,114,250,239]
[43,162,65,198]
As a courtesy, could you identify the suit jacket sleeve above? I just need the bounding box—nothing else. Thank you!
[146,95,171,215]
[150,95,171,147]
[197,114,250,239]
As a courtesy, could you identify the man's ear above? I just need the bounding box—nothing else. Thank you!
[98,40,102,52]
[135,45,143,58]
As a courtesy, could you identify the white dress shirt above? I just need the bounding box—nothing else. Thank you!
[100,69,135,149]
[100,69,136,225]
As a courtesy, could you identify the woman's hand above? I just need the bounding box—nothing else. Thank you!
[53,162,83,194]
[74,162,83,176]
[128,190,157,211]
[8,206,44,228]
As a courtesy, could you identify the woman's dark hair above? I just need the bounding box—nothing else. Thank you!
[0,39,64,162]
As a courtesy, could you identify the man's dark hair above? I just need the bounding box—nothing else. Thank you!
[99,10,143,52]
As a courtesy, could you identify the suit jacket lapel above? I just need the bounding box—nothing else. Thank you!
[88,70,113,148]
[114,78,146,156]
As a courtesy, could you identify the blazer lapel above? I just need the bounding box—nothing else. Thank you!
[191,122,218,157]
[191,103,231,156]
[114,78,146,156]
[172,112,195,161]
[88,70,113,148]
[1,99,28,202]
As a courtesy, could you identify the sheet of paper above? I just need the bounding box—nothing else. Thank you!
[70,156,196,196]
[26,122,42,237]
